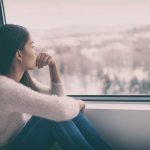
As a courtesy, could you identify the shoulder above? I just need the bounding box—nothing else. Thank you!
[0,75,16,87]
[0,75,32,93]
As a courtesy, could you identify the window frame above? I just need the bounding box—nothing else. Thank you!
[2,1,150,102]
[68,95,150,102]
[0,0,6,26]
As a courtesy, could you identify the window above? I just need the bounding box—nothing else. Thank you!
[0,0,6,25]
[4,0,150,95]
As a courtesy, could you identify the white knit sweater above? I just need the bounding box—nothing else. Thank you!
[0,75,80,148]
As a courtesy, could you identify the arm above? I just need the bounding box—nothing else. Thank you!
[49,62,65,96]
[31,69,65,96]
[1,77,79,121]
[32,53,65,96]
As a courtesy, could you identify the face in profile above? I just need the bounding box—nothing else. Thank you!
[19,35,37,70]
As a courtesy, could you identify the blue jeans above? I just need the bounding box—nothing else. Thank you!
[5,112,110,150]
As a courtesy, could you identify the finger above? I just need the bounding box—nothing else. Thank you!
[41,54,48,67]
[48,58,54,66]
[43,55,50,66]
[48,56,55,65]
[39,53,46,68]
[47,56,54,65]
[36,53,42,68]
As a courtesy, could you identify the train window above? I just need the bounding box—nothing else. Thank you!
[3,0,150,95]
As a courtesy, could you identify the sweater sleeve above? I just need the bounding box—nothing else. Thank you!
[31,76,65,96]
[0,77,80,122]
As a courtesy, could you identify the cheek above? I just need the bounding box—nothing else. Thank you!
[29,51,36,60]
[23,49,36,68]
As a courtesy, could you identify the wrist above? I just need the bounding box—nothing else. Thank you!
[48,62,56,68]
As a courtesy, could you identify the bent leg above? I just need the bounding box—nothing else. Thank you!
[6,113,110,150]
[6,116,55,150]
[73,112,111,150]
[51,120,94,150]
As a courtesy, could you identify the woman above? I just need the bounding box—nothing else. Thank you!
[0,24,110,150]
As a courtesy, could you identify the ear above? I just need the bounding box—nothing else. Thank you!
[16,50,23,62]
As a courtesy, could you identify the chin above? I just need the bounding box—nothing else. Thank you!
[28,65,36,70]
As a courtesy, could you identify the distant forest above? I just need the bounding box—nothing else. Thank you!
[31,25,150,95]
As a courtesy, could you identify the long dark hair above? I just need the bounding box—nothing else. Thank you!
[0,24,37,90]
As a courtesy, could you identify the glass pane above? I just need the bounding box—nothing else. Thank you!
[4,0,150,95]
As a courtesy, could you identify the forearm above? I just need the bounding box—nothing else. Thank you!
[2,77,79,121]
[49,62,62,83]
[35,52,65,95]
[49,62,65,96]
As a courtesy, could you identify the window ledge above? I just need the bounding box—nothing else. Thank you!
[85,101,150,111]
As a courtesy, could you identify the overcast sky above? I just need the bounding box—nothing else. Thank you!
[3,0,150,30]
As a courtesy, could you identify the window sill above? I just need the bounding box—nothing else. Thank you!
[85,101,150,111]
